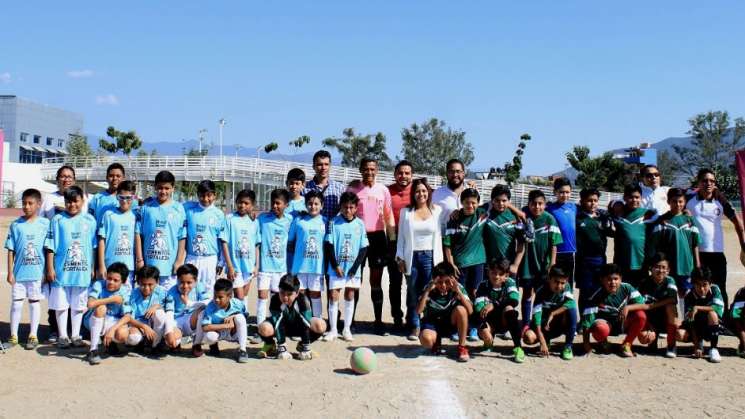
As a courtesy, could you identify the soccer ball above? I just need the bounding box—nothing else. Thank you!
[350,347,377,375]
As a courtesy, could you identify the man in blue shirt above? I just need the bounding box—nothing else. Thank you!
[546,178,578,287]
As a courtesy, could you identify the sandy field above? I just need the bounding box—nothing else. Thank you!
[1,215,745,419]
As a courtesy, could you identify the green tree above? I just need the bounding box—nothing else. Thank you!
[264,142,279,154]
[565,145,633,192]
[502,134,532,185]
[656,150,678,186]
[136,149,149,158]
[289,135,311,152]
[400,118,473,177]
[67,133,94,159]
[185,147,208,157]
[98,126,142,156]
[323,128,392,170]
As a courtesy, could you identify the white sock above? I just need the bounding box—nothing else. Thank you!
[257,298,268,326]
[29,301,40,337]
[70,310,84,339]
[90,316,104,351]
[151,311,166,347]
[677,296,685,319]
[311,297,322,318]
[328,300,339,334]
[203,331,219,346]
[127,333,143,346]
[194,311,205,344]
[10,300,23,337]
[234,315,247,351]
[343,299,355,332]
[56,310,69,339]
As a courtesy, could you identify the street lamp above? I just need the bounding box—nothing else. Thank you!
[198,129,207,155]
[218,118,226,161]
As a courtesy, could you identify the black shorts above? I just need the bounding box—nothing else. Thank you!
[646,307,671,332]
[365,231,389,269]
[421,316,455,336]
[532,315,568,340]
[477,308,507,333]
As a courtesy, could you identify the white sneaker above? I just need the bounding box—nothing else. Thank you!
[289,336,301,341]
[665,348,677,358]
[322,331,338,342]
[709,348,721,363]
[277,345,292,360]
[341,329,354,342]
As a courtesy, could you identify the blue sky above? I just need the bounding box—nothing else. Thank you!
[2,1,745,174]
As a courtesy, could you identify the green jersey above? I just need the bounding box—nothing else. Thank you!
[268,293,312,342]
[650,214,701,277]
[443,208,487,268]
[576,210,612,258]
[612,207,650,270]
[581,283,644,328]
[532,283,576,327]
[683,284,724,321]
[483,206,520,263]
[638,276,678,304]
[473,278,519,313]
[519,212,563,279]
[423,283,470,320]
[730,287,745,320]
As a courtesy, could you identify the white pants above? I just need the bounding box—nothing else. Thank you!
[257,272,283,292]
[48,286,88,311]
[185,255,218,292]
[12,281,45,300]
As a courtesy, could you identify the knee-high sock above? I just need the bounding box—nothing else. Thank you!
[371,288,384,322]
[90,316,104,351]
[29,301,41,338]
[194,311,206,344]
[565,308,578,349]
[202,331,219,346]
[709,324,720,349]
[311,297,322,318]
[151,311,167,346]
[56,310,69,339]
[70,309,84,339]
[10,300,23,337]
[521,295,533,327]
[666,324,677,349]
[343,299,355,332]
[505,309,522,348]
[328,300,339,334]
[48,309,58,335]
[622,311,646,345]
[352,289,360,324]
[234,315,247,351]
[256,298,268,326]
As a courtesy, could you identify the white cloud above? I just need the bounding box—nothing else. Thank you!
[95,94,119,106]
[0,72,11,84]
[67,69,94,78]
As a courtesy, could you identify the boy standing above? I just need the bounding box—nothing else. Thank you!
[288,190,326,317]
[285,168,307,218]
[256,189,293,327]
[97,181,137,290]
[222,189,260,302]
[611,185,654,288]
[546,178,578,286]
[575,188,612,304]
[89,163,138,226]
[184,180,227,292]
[483,185,525,275]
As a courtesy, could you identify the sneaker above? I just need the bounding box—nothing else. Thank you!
[457,345,470,362]
[374,321,389,336]
[237,350,249,363]
[48,332,58,344]
[289,336,301,341]
[341,329,354,342]
[513,347,525,363]
[57,336,71,349]
[191,344,204,358]
[497,331,511,341]
[431,337,445,355]
[708,348,722,363]
[87,350,102,365]
[257,343,277,358]
[71,336,86,348]
[407,328,420,342]
[665,348,677,358]
[208,343,220,356]
[561,347,574,361]
[449,332,459,342]
[298,350,313,360]
[6,335,18,347]
[620,343,634,358]
[467,327,479,342]
[277,345,292,360]
[249,334,263,345]
[322,331,338,342]
[25,336,39,350]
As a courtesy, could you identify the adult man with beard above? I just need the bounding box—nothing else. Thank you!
[386,160,413,331]
[432,159,470,230]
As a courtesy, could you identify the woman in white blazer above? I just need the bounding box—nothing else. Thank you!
[395,178,443,340]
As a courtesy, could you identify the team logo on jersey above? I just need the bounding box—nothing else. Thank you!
[339,238,353,262]
[146,229,170,261]
[63,241,88,272]
[304,236,320,260]
[268,234,283,259]
[238,236,250,258]
[21,242,42,266]
[115,232,132,256]
[192,234,208,256]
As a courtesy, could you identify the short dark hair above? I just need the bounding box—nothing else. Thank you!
[487,258,511,274]
[359,157,377,169]
[667,187,685,201]
[304,190,324,206]
[63,185,85,203]
[460,188,480,203]
[56,165,76,180]
[549,265,569,279]
[528,189,545,203]
[117,180,136,194]
[580,188,600,200]
[270,188,290,204]
[553,177,571,191]
[236,189,256,204]
[446,159,464,172]
[136,265,160,283]
[697,168,715,181]
[106,163,125,177]
[21,188,42,202]
[312,150,331,164]
[278,274,300,292]
[691,267,712,284]
[649,252,669,266]
[623,184,642,198]
[394,160,413,173]
[641,164,659,175]
[339,191,359,206]
[599,263,623,279]
[176,263,198,280]
[154,170,175,186]
[197,179,216,195]
[106,262,130,284]
[432,262,456,279]
[490,185,511,200]
[286,168,306,184]
[214,278,233,294]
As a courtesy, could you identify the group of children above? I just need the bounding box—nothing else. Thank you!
[4,163,745,365]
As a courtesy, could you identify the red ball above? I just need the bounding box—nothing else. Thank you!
[591,322,610,342]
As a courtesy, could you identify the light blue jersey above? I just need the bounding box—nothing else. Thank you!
[165,283,211,318]
[89,191,139,227]
[99,208,136,272]
[258,212,293,273]
[285,198,306,218]
[129,285,167,322]
[289,214,326,275]
[87,279,131,318]
[184,201,226,257]
[325,215,369,279]
[5,216,49,282]
[201,298,246,326]
[136,198,186,276]
[44,212,98,288]
[222,212,260,274]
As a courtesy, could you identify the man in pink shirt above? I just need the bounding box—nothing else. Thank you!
[387,160,413,331]
[348,157,396,335]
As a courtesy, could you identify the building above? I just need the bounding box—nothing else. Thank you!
[0,95,83,163]
[614,142,658,166]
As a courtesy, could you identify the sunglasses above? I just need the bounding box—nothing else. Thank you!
[117,195,134,201]
[644,173,660,178]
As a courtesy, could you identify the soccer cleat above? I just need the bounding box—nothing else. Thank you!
[71,337,86,348]
[87,350,102,365]
[57,336,71,349]
[341,329,354,342]
[513,347,525,363]
[25,336,39,350]
[7,335,19,347]
[322,331,338,342]
[449,332,459,342]
[277,345,292,360]
[289,336,301,341]
[257,343,277,359]
[467,327,479,342]
[298,350,313,360]
[191,344,204,357]
[708,348,722,363]
[620,343,634,358]
[407,328,420,342]
[561,347,574,361]
[665,348,677,358]
[457,345,470,362]
[237,350,249,363]
[208,343,220,356]
[48,332,58,344]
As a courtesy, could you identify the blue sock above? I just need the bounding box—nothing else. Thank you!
[521,297,532,327]
[565,308,578,349]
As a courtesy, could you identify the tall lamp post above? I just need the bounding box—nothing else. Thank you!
[198,128,207,155]
[218,118,226,163]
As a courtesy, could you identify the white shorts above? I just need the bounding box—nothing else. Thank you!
[328,276,361,290]
[298,273,323,292]
[212,329,240,342]
[232,272,254,288]
[88,315,125,335]
[159,275,178,291]
[12,281,44,301]
[257,272,283,292]
[185,255,218,291]
[48,286,88,311]
[176,313,195,335]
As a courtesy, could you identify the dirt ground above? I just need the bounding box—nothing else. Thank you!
[1,216,745,418]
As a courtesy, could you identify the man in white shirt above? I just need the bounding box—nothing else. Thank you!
[432,159,469,230]
[639,164,669,217]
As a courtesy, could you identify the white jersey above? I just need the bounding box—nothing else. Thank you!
[686,193,736,253]
[640,183,670,218]
[432,186,461,231]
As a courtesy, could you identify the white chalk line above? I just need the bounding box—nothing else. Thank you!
[421,356,468,419]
